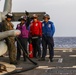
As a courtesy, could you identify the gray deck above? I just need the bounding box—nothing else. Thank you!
[1,48,76,75]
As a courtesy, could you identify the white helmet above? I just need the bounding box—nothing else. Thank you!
[6,13,13,18]
[43,14,50,19]
[18,16,26,21]
[32,14,38,18]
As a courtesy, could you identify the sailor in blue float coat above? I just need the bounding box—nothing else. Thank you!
[39,14,55,62]
[42,21,55,37]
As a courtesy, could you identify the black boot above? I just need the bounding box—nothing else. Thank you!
[49,57,53,62]
[10,61,18,65]
[38,57,45,61]
[24,59,26,62]
[23,56,26,62]
[50,59,53,62]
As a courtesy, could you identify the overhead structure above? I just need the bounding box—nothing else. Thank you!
[12,12,46,21]
[0,0,46,22]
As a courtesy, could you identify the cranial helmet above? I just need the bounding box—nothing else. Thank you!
[6,13,13,18]
[18,16,26,21]
[43,14,50,19]
[32,14,38,18]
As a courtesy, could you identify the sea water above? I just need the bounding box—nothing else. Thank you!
[54,37,76,48]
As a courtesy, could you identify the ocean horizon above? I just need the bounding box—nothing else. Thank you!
[54,37,76,48]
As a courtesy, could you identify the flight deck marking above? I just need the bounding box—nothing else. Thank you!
[58,58,63,63]
[46,55,61,58]
[69,55,76,57]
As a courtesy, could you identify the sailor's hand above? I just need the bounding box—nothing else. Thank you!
[25,11,29,16]
[14,30,21,36]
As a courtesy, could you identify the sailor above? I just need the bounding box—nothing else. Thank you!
[29,14,42,58]
[1,13,17,65]
[16,16,29,61]
[39,14,55,62]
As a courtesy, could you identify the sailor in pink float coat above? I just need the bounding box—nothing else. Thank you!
[16,16,29,61]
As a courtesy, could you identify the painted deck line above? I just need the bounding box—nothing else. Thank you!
[69,55,76,57]
[46,55,61,58]
[58,58,63,63]
[73,66,76,68]
[36,66,55,69]
[37,66,76,70]
[54,48,73,51]
[63,49,72,52]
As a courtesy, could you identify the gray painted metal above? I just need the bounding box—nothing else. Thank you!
[3,0,12,12]
[12,12,46,21]
[0,41,7,56]
[0,0,12,22]
[0,12,2,22]
[0,30,21,40]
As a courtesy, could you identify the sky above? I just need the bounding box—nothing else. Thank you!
[0,0,76,37]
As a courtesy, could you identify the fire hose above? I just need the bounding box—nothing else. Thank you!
[4,37,38,75]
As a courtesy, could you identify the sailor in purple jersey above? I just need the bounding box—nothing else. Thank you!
[16,16,29,61]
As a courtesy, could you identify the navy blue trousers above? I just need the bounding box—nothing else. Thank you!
[32,37,41,58]
[42,36,54,59]
[17,38,28,60]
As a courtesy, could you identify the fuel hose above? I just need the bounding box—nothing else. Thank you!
[4,37,38,75]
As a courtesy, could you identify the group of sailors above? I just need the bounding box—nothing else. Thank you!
[0,12,55,65]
